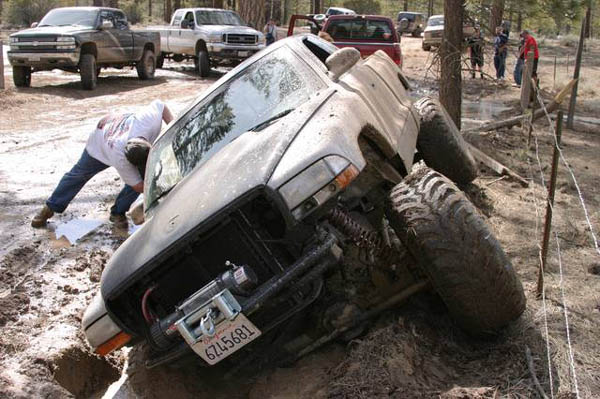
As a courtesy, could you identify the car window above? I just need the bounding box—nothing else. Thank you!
[99,11,115,28]
[302,36,337,65]
[326,19,393,41]
[172,10,184,26]
[145,48,327,209]
[398,13,415,22]
[183,11,194,27]
[428,17,444,26]
[113,11,128,29]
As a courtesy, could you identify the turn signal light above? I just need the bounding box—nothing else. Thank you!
[95,331,131,356]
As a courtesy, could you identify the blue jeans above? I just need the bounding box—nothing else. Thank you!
[514,58,524,86]
[46,149,139,215]
[494,52,507,78]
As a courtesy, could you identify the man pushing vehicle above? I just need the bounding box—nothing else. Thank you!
[31,100,174,228]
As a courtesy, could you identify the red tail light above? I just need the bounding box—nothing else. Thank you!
[393,43,403,67]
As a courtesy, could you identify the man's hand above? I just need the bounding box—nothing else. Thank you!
[132,182,144,193]
[163,105,174,125]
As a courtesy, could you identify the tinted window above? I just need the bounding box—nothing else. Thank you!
[114,11,128,29]
[145,48,326,208]
[326,19,393,41]
[428,17,444,26]
[39,8,99,27]
[195,10,244,26]
[398,13,416,21]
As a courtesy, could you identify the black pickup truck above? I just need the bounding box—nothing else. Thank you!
[8,7,160,90]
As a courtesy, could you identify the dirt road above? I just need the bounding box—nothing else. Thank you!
[0,37,599,398]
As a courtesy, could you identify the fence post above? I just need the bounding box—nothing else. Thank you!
[520,52,534,111]
[567,7,588,128]
[537,110,564,298]
[0,41,4,90]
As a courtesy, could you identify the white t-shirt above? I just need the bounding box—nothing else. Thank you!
[86,100,165,187]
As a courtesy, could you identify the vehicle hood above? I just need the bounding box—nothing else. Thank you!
[199,24,262,36]
[101,89,332,299]
[11,26,94,37]
[424,25,444,33]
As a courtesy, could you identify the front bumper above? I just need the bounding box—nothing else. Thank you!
[423,36,442,46]
[207,43,265,60]
[8,50,80,68]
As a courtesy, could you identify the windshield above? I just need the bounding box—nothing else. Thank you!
[39,9,98,27]
[326,19,394,41]
[428,17,444,27]
[145,48,326,209]
[195,10,244,25]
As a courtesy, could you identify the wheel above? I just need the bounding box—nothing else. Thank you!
[156,52,165,69]
[385,167,526,335]
[422,42,431,51]
[195,49,210,77]
[13,66,32,87]
[399,18,409,32]
[137,49,156,80]
[79,53,97,90]
[414,97,478,185]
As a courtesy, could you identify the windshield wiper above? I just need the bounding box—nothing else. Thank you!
[37,24,54,27]
[249,109,295,132]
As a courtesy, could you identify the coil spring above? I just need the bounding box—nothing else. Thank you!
[327,207,399,261]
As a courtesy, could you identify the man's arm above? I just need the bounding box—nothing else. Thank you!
[162,104,174,125]
[132,181,144,193]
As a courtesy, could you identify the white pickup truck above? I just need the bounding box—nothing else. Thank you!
[151,8,266,77]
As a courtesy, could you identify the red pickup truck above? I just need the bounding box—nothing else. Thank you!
[287,14,402,67]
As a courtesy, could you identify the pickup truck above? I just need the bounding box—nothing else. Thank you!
[151,8,266,77]
[422,14,476,51]
[8,7,160,90]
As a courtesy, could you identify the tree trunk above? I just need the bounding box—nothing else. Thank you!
[489,0,504,31]
[239,0,265,29]
[584,2,592,38]
[440,0,463,128]
[174,0,181,11]
[517,9,522,32]
[149,0,152,16]
[107,0,119,8]
[428,0,434,17]
[165,0,172,22]
[93,0,103,6]
[404,0,409,12]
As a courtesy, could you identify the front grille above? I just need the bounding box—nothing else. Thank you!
[18,36,56,42]
[224,34,257,45]
[15,45,57,51]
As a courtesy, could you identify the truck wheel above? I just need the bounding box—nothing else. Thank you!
[80,53,97,90]
[137,49,156,80]
[13,66,32,88]
[385,167,526,335]
[156,52,165,69]
[195,49,210,78]
[414,97,478,185]
[422,42,431,51]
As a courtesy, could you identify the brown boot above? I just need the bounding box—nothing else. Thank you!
[31,205,54,228]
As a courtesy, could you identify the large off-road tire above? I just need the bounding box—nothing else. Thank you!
[414,97,478,185]
[137,49,156,80]
[195,49,210,77]
[13,66,32,87]
[385,167,526,335]
[79,53,97,90]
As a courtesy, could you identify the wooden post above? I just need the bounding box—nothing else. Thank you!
[520,52,534,111]
[553,55,557,90]
[567,7,588,129]
[0,41,4,90]
[537,110,563,298]
[528,78,537,146]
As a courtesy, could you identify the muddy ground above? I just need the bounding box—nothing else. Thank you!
[0,36,599,398]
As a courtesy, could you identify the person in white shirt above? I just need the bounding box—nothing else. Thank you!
[31,100,173,228]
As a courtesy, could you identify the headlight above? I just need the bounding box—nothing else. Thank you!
[279,156,359,220]
[56,36,76,42]
[258,34,266,45]
[207,33,222,43]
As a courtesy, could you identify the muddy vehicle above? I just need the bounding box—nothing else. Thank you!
[82,34,525,387]
[397,11,426,37]
[8,7,160,90]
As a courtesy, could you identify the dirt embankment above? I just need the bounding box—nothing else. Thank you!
[0,37,599,398]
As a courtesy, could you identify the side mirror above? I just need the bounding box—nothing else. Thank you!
[325,47,360,81]
[181,20,189,29]
[30,22,38,28]
[101,19,113,29]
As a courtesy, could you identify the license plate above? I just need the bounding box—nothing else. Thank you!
[196,313,261,365]
[28,56,40,61]
[238,51,249,57]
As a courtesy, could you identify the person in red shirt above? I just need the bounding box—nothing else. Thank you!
[521,30,539,78]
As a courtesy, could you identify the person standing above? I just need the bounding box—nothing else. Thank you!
[522,29,539,80]
[493,26,508,80]
[468,27,484,79]
[263,18,277,46]
[513,32,526,86]
[31,100,174,228]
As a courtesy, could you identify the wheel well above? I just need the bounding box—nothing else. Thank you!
[143,42,155,53]
[358,126,407,179]
[80,43,97,58]
[195,40,208,55]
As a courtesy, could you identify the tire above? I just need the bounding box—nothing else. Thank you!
[414,97,478,185]
[79,53,97,90]
[195,49,210,78]
[385,167,526,335]
[13,66,32,87]
[137,49,156,80]
[422,42,431,51]
[399,18,409,31]
[156,52,165,69]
